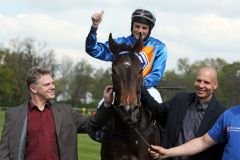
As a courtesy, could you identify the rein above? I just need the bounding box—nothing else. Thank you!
[129,123,151,148]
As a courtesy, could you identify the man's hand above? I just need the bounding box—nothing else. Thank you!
[148,145,169,159]
[103,85,114,108]
[91,10,104,28]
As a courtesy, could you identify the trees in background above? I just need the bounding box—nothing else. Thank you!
[219,62,240,106]
[0,37,57,106]
[159,58,230,103]
[0,37,238,108]
[0,50,19,106]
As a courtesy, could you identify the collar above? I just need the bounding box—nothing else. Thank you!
[193,97,210,111]
[28,99,51,111]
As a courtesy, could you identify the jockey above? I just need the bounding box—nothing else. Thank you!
[85,9,168,103]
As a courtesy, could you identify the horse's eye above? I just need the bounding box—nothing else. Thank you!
[112,69,116,75]
[139,69,143,75]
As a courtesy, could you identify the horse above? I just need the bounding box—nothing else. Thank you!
[100,33,160,160]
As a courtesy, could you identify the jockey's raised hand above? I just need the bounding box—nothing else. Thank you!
[91,10,104,28]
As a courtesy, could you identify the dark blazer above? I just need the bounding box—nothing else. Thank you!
[0,101,90,160]
[141,90,226,160]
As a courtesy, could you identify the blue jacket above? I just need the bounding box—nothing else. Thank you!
[85,27,167,88]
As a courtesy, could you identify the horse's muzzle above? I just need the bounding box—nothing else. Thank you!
[119,105,140,124]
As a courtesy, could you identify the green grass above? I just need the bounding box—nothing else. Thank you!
[0,111,4,131]
[78,134,101,160]
[0,110,101,160]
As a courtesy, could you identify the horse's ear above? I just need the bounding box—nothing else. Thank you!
[133,33,143,53]
[109,33,118,54]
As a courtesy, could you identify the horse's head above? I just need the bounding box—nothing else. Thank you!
[109,33,143,124]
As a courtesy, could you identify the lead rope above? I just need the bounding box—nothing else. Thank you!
[128,123,150,148]
[128,123,160,160]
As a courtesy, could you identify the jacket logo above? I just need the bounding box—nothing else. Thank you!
[137,51,149,69]
[227,126,240,132]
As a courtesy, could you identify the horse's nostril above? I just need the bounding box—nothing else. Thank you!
[123,116,137,125]
[124,117,132,123]
[133,106,138,110]
[119,104,124,108]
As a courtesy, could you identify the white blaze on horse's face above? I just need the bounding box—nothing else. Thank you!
[123,61,131,66]
[132,22,150,40]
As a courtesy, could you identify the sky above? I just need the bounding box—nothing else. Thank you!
[0,0,239,71]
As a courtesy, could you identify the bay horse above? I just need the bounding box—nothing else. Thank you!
[100,33,160,160]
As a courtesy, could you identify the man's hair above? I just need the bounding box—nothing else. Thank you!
[26,67,52,89]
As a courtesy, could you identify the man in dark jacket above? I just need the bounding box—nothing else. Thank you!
[142,66,226,160]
